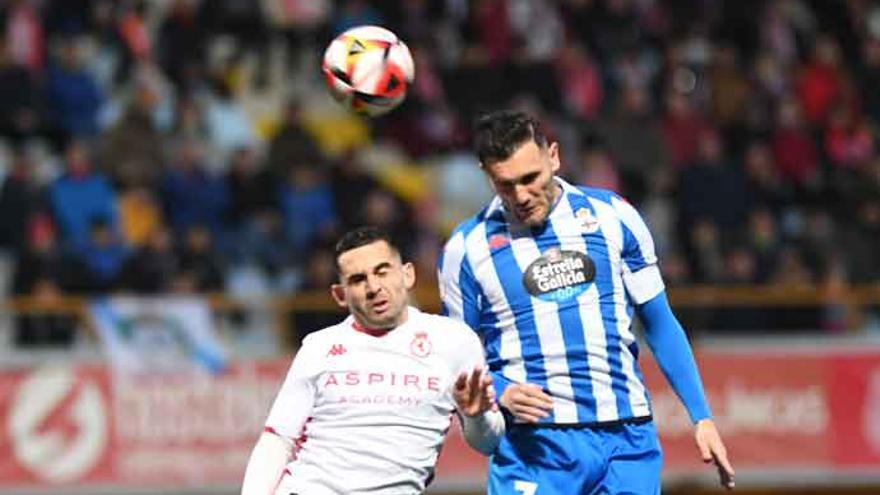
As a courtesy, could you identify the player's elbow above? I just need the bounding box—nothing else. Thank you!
[241,430,293,495]
[460,410,506,456]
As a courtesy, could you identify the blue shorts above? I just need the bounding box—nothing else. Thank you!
[488,419,662,495]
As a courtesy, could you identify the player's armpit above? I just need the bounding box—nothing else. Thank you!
[241,430,293,495]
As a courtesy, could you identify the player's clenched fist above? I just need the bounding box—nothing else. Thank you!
[500,383,553,423]
[454,367,497,417]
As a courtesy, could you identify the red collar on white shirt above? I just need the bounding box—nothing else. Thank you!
[352,320,392,337]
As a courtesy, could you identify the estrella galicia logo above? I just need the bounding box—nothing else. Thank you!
[523,248,595,302]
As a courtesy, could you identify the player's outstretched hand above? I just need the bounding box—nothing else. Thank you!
[454,367,496,417]
[500,383,553,423]
[695,418,735,490]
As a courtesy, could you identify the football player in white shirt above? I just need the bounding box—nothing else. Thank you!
[241,227,505,495]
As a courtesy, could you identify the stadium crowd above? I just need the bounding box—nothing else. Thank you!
[0,0,878,346]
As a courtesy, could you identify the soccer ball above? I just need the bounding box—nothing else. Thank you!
[321,25,414,117]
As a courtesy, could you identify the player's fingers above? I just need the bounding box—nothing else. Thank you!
[697,437,713,463]
[469,368,482,399]
[510,406,548,423]
[714,448,735,478]
[520,384,553,408]
[716,460,735,490]
[454,371,468,392]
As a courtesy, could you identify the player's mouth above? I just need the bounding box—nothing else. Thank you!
[371,299,390,314]
[516,205,538,221]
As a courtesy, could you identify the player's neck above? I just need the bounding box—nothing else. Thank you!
[351,309,409,337]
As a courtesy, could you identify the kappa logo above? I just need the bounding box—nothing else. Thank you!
[410,332,433,358]
[327,344,347,357]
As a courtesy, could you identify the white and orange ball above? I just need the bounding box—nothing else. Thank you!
[321,25,414,117]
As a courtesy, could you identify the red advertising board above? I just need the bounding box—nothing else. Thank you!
[1,347,879,490]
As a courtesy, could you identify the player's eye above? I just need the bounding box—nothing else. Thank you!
[521,172,539,185]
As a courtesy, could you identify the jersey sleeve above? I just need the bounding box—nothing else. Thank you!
[611,195,665,305]
[438,230,482,331]
[264,341,319,439]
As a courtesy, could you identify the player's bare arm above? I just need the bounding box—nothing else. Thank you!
[499,383,553,423]
[695,418,735,490]
[240,430,292,495]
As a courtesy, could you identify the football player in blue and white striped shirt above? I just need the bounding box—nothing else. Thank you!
[439,111,734,494]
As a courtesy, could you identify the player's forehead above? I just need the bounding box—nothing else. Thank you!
[337,240,400,275]
[484,141,547,182]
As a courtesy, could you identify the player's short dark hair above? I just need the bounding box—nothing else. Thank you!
[473,110,548,166]
[334,226,400,272]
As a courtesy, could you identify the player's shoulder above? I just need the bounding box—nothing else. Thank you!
[298,318,353,350]
[411,309,478,341]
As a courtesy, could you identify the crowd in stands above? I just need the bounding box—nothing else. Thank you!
[1,0,879,345]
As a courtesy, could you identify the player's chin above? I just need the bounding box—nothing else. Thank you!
[520,211,548,227]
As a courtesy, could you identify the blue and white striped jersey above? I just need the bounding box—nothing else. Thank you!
[438,177,666,425]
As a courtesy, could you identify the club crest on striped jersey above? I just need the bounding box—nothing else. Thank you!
[576,208,600,233]
[522,247,595,302]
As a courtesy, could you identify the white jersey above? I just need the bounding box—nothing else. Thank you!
[265,307,485,495]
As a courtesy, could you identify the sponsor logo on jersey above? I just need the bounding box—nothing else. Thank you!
[522,247,596,302]
[410,332,432,358]
[488,233,510,251]
[327,344,347,357]
[575,207,600,234]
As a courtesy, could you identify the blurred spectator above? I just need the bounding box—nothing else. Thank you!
[203,76,257,158]
[577,146,621,193]
[160,138,228,236]
[678,129,750,242]
[0,149,42,253]
[98,75,166,189]
[708,44,750,133]
[278,164,337,257]
[556,44,603,121]
[118,186,162,247]
[771,96,819,190]
[743,140,793,214]
[157,0,207,92]
[661,90,711,169]
[859,37,880,123]
[685,218,724,283]
[122,227,177,293]
[72,216,129,293]
[44,34,105,139]
[178,224,224,292]
[823,103,873,170]
[225,146,286,270]
[746,208,781,283]
[0,40,42,142]
[596,86,668,202]
[330,0,384,36]
[795,34,844,126]
[4,0,45,75]
[14,277,76,347]
[12,213,72,294]
[49,140,118,248]
[266,100,322,177]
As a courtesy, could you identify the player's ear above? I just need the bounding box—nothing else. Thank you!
[402,262,416,290]
[330,284,348,308]
[548,142,561,173]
